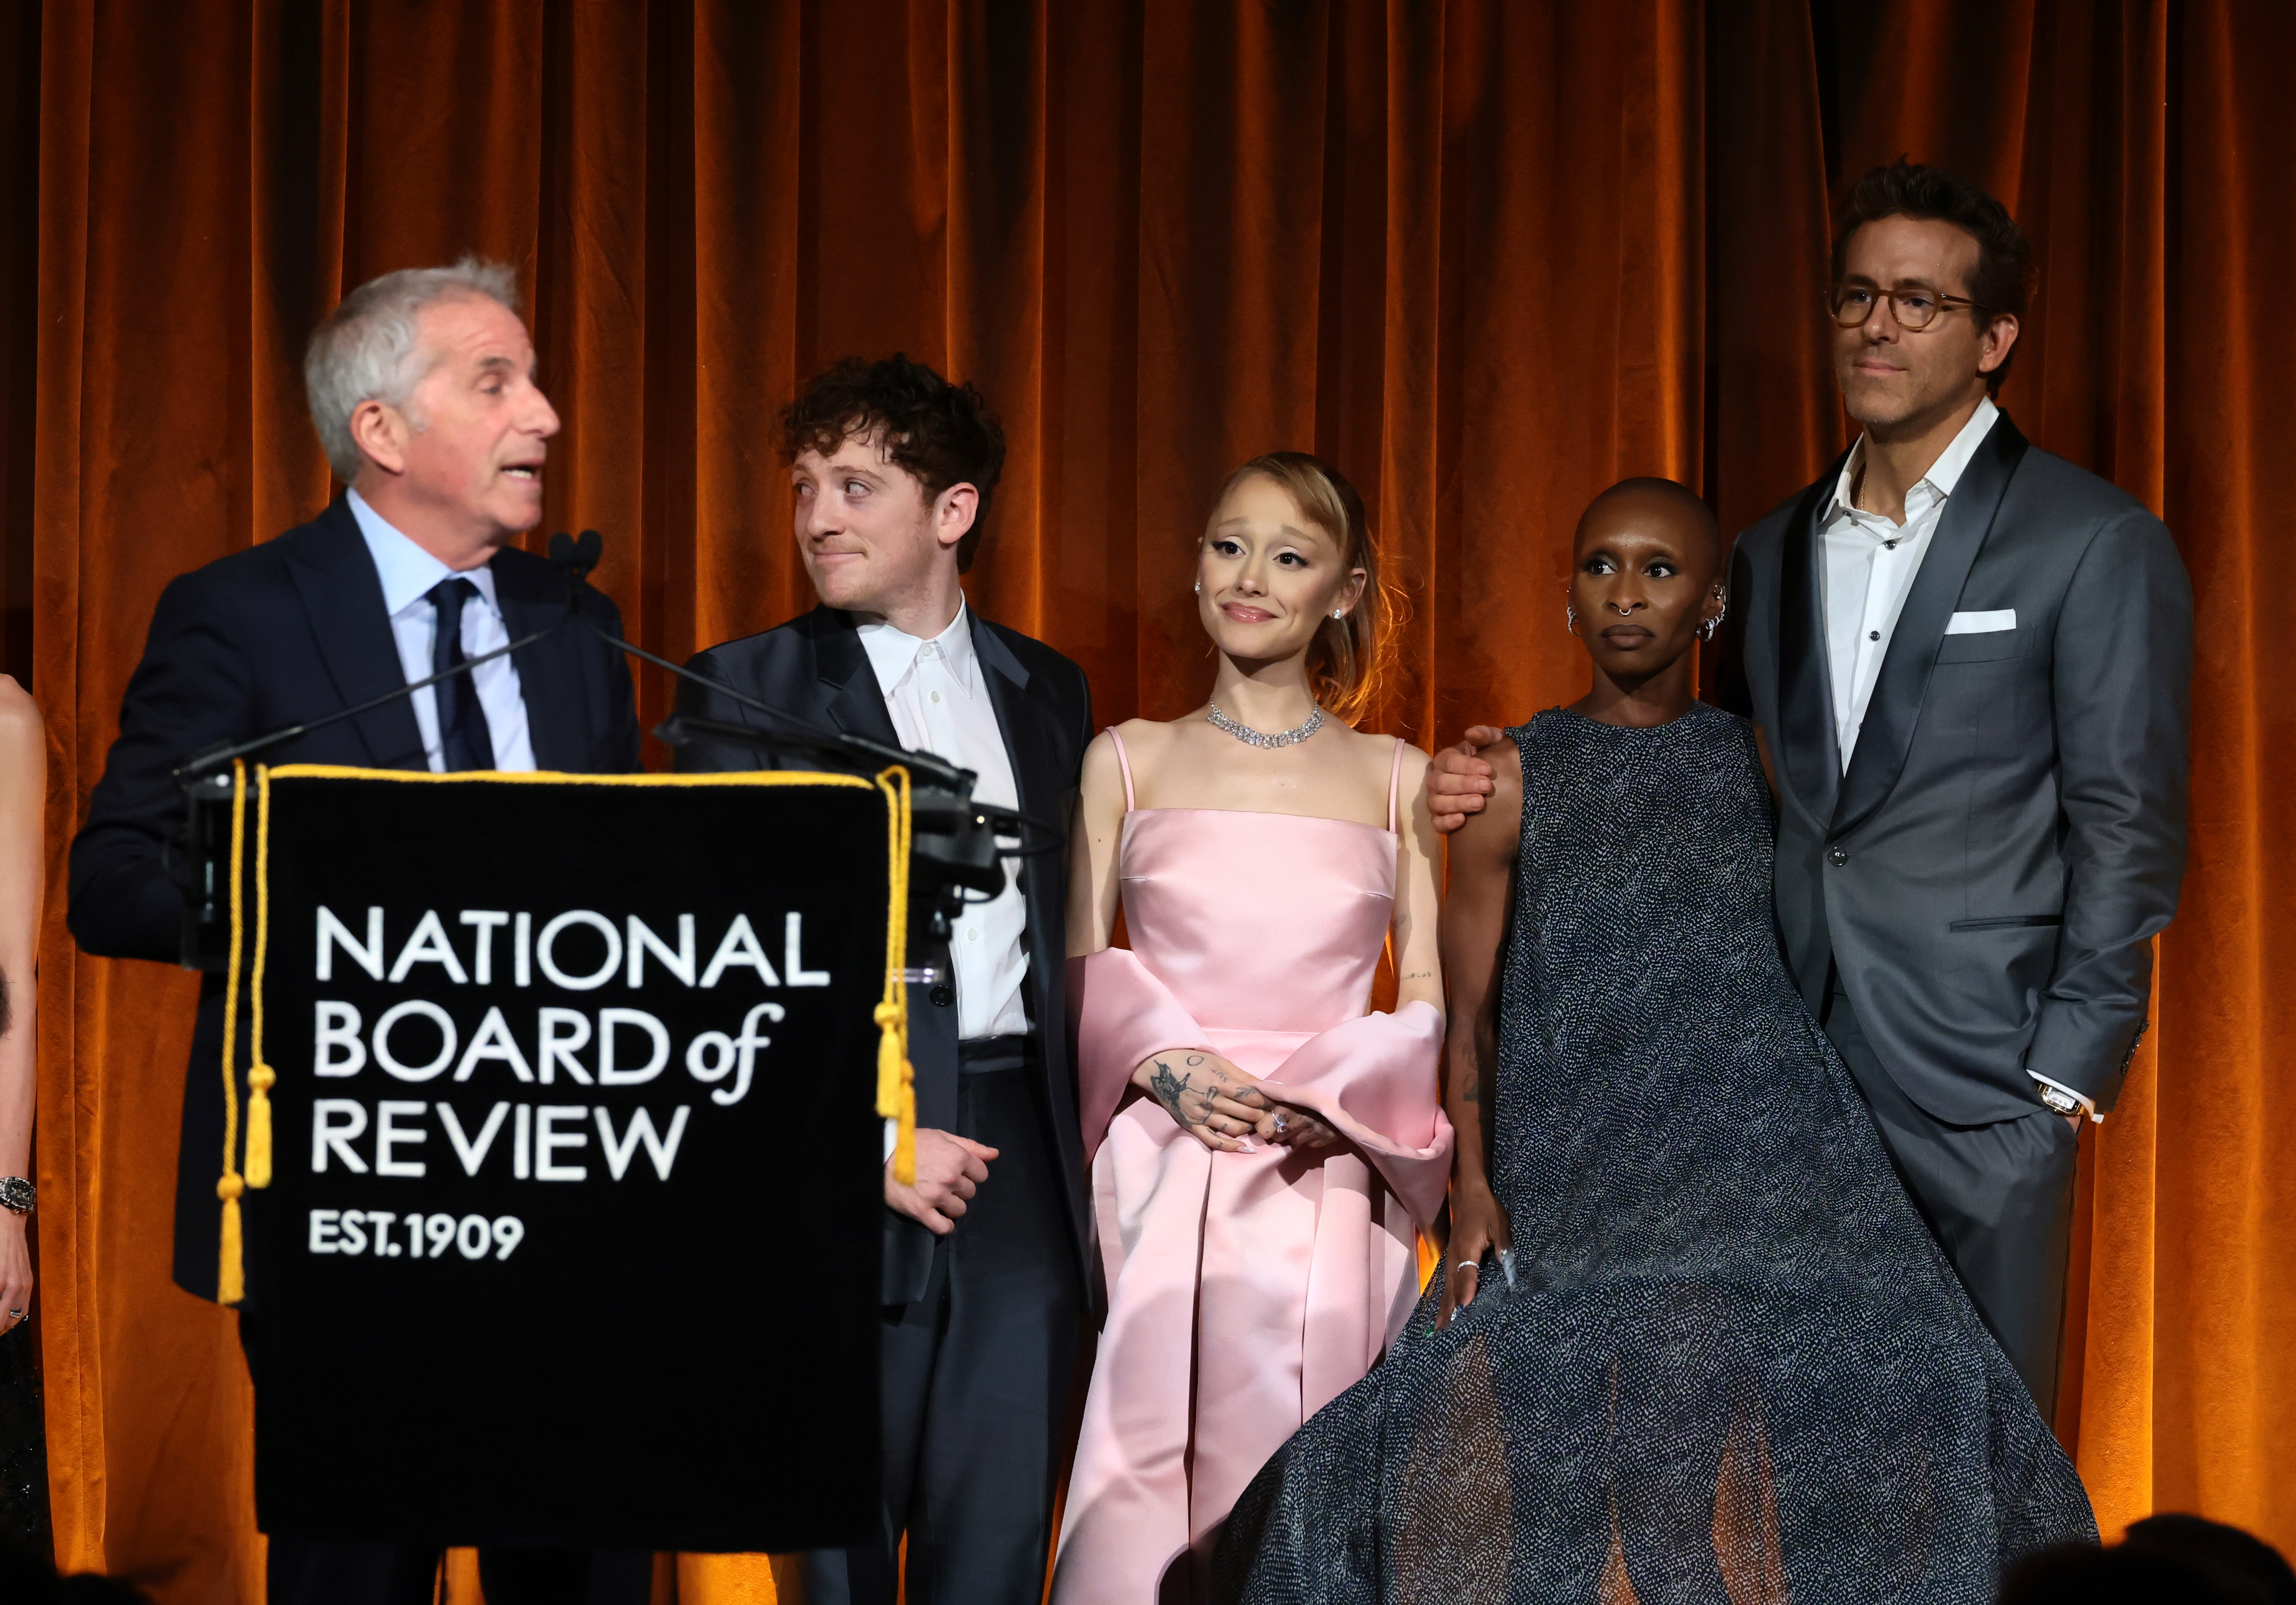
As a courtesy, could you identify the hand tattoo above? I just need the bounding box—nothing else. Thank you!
[1149,1059,1194,1122]
[1195,1054,1269,1110]
[1150,1054,1265,1141]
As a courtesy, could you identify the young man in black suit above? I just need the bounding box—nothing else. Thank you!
[1423,163,2192,1418]
[675,356,1092,1605]
[69,259,646,1605]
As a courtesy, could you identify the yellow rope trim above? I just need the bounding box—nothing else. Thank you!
[872,767,916,1185]
[215,761,249,1305]
[244,765,276,1190]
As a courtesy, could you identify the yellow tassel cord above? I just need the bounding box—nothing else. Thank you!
[215,761,250,1305]
[244,765,276,1189]
[873,767,916,1184]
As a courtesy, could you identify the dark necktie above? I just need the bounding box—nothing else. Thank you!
[428,577,496,772]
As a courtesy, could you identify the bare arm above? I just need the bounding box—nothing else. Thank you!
[1435,738,1522,1327]
[1065,729,1129,957]
[1389,745,1446,1016]
[1066,728,1259,1150]
[0,680,43,1331]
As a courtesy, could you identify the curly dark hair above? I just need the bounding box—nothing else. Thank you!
[781,354,1008,572]
[1832,159,2033,391]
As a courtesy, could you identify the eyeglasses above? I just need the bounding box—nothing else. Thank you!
[1826,284,1989,331]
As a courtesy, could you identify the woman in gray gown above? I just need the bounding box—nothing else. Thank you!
[1215,479,2094,1604]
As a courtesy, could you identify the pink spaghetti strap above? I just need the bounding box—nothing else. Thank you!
[1108,725,1138,813]
[1387,737,1405,834]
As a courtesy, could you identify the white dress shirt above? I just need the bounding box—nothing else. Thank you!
[1819,396,1998,771]
[858,605,1030,1041]
[346,490,536,773]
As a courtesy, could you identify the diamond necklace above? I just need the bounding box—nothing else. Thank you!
[1207,701,1326,749]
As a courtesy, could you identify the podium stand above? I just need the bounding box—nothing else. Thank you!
[207,763,912,1552]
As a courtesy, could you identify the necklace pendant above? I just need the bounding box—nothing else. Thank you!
[1207,701,1326,749]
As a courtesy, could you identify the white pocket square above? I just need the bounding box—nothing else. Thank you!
[1945,609,2017,634]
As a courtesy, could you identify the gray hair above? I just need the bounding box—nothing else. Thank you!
[303,256,522,482]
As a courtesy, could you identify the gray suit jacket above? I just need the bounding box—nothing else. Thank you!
[1723,412,2191,1123]
[670,605,1095,1305]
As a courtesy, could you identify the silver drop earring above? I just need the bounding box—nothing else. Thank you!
[1565,604,1578,636]
[1194,580,1202,594]
[1699,595,1728,643]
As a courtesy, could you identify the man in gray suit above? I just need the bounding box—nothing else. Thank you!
[1428,160,2192,1414]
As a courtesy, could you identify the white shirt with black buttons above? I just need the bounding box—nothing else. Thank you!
[1818,395,1998,771]
[856,604,1030,1043]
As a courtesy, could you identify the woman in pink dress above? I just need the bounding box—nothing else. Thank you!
[1054,452,1453,1601]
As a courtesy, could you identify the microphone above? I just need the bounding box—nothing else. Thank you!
[548,528,603,581]
[173,527,1057,970]
[171,533,608,967]
[544,534,1059,937]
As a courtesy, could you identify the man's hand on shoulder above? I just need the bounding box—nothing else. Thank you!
[886,1128,998,1235]
[1427,726,1507,834]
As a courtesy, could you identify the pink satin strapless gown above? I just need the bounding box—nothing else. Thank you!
[1053,728,1453,1603]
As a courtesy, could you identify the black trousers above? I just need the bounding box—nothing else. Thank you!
[1822,985,2080,1414]
[807,1038,1084,1605]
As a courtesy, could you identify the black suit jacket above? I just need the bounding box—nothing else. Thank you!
[1722,413,2192,1121]
[672,605,1094,1305]
[68,498,641,1299]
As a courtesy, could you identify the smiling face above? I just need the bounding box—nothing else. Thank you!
[1567,486,1723,684]
[792,432,975,622]
[1196,473,1367,670]
[1832,214,2018,435]
[359,294,558,555]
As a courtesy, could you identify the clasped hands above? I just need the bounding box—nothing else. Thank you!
[1132,1050,1338,1153]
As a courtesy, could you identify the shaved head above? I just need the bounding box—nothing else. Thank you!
[1576,477,1722,572]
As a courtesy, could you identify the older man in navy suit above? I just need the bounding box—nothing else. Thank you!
[70,260,644,1605]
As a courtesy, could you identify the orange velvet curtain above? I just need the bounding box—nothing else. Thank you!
[8,3,2287,1600]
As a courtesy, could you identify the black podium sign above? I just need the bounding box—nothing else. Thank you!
[223,765,902,1551]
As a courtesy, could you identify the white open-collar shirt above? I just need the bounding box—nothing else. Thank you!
[858,603,1030,1042]
[1819,395,1998,771]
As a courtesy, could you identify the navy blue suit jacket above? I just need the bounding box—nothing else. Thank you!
[68,498,641,1299]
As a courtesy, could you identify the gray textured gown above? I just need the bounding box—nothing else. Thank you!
[1214,704,2095,1603]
